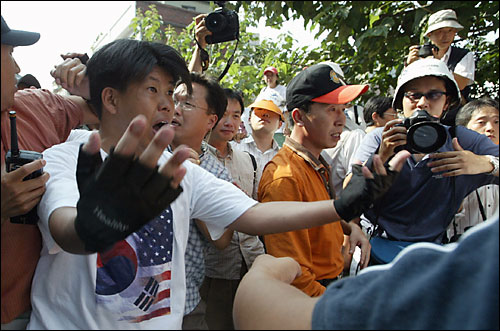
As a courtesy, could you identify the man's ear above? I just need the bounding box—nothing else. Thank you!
[207,114,218,131]
[101,87,120,115]
[291,108,304,127]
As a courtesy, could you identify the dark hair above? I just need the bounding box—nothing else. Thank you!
[189,72,227,127]
[223,88,245,115]
[363,96,393,125]
[456,97,499,127]
[86,39,191,118]
[294,100,312,113]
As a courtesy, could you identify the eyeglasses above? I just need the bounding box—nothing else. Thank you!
[404,91,447,102]
[383,112,399,118]
[174,100,209,112]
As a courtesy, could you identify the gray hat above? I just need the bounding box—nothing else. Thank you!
[424,9,464,36]
[393,58,460,111]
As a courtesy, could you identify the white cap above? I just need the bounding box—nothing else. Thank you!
[393,58,460,110]
[424,9,464,36]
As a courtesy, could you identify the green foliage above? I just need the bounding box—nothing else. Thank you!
[237,1,499,102]
[129,2,499,105]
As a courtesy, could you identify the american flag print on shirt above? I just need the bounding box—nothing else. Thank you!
[95,207,174,323]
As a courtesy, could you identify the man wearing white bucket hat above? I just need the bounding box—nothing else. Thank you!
[351,58,498,264]
[406,9,475,102]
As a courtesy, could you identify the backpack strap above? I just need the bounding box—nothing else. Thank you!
[245,151,257,190]
[353,105,360,125]
[447,46,469,72]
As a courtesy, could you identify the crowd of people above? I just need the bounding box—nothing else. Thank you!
[1,7,498,330]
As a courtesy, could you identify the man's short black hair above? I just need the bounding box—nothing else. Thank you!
[223,88,245,115]
[363,96,393,125]
[87,39,191,118]
[189,72,227,127]
[456,97,499,127]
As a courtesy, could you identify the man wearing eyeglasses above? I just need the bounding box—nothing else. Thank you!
[350,58,499,264]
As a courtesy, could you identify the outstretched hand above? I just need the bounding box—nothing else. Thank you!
[334,150,411,222]
[74,115,191,252]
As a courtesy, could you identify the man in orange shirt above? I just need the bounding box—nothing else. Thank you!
[1,15,98,329]
[258,63,371,296]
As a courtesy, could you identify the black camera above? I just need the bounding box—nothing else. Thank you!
[5,111,43,224]
[205,1,239,44]
[418,41,439,58]
[394,109,448,154]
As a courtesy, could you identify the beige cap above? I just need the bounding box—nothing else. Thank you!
[425,9,464,36]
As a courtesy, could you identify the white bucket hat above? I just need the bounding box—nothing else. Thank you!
[392,58,460,111]
[424,9,464,36]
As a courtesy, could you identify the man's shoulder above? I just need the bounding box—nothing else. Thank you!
[263,147,297,175]
[43,139,81,156]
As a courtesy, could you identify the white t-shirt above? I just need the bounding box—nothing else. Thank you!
[322,126,366,197]
[29,140,256,330]
[441,46,475,85]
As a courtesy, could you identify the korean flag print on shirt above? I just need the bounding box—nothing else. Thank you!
[96,207,174,323]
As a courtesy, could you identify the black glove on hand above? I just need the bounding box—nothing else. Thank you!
[74,145,183,252]
[333,158,399,221]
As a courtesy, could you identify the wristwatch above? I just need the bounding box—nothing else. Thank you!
[486,155,499,176]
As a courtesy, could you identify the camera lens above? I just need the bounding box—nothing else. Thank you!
[413,125,438,148]
[206,12,227,33]
[407,122,447,153]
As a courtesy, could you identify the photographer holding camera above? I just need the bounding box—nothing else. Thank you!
[406,9,474,104]
[349,58,498,264]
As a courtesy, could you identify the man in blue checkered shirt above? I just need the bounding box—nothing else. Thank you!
[168,72,233,330]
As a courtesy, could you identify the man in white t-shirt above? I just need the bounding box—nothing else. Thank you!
[29,39,409,330]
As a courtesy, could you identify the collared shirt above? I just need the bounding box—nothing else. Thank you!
[231,135,281,198]
[184,146,232,314]
[258,137,344,297]
[205,143,265,280]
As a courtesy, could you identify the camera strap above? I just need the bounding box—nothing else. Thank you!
[193,29,239,81]
[217,37,239,82]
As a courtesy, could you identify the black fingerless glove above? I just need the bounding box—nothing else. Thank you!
[74,145,183,252]
[333,158,399,221]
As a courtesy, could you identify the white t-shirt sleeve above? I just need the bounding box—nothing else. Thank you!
[183,160,257,240]
[454,51,475,83]
[38,141,82,254]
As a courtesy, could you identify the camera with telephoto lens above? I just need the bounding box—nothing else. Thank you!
[5,111,43,224]
[394,109,448,154]
[418,41,439,58]
[204,1,239,44]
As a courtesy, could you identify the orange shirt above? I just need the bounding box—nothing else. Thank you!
[258,137,344,297]
[1,89,83,323]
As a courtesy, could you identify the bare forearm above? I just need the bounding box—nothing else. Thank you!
[234,265,317,329]
[230,200,339,235]
[188,47,203,73]
[48,207,89,254]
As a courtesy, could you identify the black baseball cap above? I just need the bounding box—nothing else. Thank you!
[1,15,40,46]
[286,63,369,111]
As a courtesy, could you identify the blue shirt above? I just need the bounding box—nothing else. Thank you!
[184,148,232,314]
[353,125,499,242]
[313,217,499,330]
